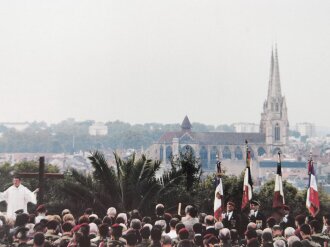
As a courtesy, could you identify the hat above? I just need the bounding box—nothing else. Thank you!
[272,225,282,231]
[15,227,29,240]
[36,204,46,213]
[89,214,98,220]
[15,209,24,215]
[250,200,260,206]
[62,209,71,216]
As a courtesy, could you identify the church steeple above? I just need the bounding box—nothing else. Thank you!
[267,44,282,101]
[181,116,192,131]
[260,44,289,153]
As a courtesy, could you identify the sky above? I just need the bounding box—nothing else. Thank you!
[0,0,330,126]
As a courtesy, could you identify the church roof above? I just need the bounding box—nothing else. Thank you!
[181,116,192,130]
[157,131,265,145]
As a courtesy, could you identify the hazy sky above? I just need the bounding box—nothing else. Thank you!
[0,1,330,126]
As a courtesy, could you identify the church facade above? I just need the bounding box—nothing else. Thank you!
[146,46,289,170]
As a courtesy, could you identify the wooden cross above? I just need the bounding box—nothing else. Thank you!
[18,157,64,204]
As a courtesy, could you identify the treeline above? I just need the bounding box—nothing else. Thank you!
[0,119,234,153]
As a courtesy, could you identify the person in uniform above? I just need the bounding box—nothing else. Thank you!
[222,201,241,233]
[249,200,266,230]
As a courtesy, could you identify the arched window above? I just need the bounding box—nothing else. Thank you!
[271,103,274,111]
[276,103,279,111]
[234,146,243,160]
[210,146,218,166]
[160,146,164,161]
[275,124,280,141]
[181,145,195,157]
[166,146,172,162]
[223,146,231,159]
[199,146,208,168]
[257,147,266,156]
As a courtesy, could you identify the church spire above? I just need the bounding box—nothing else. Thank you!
[267,44,282,100]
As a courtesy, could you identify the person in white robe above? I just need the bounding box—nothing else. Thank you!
[0,176,38,219]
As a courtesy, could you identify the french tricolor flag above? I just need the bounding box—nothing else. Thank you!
[241,142,253,210]
[306,154,320,217]
[273,152,285,208]
[214,161,223,221]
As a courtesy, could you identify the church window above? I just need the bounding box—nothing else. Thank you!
[257,147,266,156]
[166,146,172,162]
[276,103,279,111]
[234,146,243,160]
[199,146,208,168]
[271,103,274,111]
[223,146,231,159]
[160,146,164,161]
[275,124,280,141]
[210,146,218,166]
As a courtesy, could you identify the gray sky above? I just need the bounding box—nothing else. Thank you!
[0,0,330,126]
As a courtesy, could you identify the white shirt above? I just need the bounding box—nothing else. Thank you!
[166,230,177,239]
[227,211,233,220]
[0,184,36,219]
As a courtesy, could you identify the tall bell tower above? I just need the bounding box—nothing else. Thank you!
[260,44,289,154]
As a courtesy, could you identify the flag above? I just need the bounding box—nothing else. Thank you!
[273,152,285,208]
[242,143,253,210]
[306,155,320,217]
[214,161,223,221]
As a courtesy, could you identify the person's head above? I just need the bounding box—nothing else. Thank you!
[175,222,185,234]
[226,201,235,212]
[266,217,276,228]
[245,229,257,240]
[250,200,260,211]
[155,204,165,216]
[274,240,286,247]
[261,231,273,243]
[204,215,215,226]
[193,223,203,234]
[162,235,172,247]
[185,205,198,218]
[284,227,295,239]
[247,222,257,231]
[36,204,46,214]
[13,176,21,187]
[34,222,47,233]
[287,236,301,247]
[282,205,290,215]
[170,218,179,230]
[272,225,282,237]
[140,226,151,240]
[125,229,138,246]
[84,208,93,216]
[63,213,75,223]
[299,224,311,239]
[62,222,74,233]
[111,224,123,239]
[130,219,142,230]
[151,226,162,242]
[33,232,45,247]
[107,207,117,218]
[15,226,29,242]
[142,216,152,224]
[295,215,305,228]
[178,228,189,240]
[199,213,207,224]
[219,228,231,242]
[117,213,127,225]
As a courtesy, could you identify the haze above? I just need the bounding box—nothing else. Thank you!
[0,0,329,126]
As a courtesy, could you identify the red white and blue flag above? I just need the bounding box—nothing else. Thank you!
[242,142,253,210]
[306,154,320,217]
[214,161,223,221]
[273,152,285,208]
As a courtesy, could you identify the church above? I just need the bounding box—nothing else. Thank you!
[147,46,289,170]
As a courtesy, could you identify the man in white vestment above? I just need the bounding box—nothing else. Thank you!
[0,176,38,219]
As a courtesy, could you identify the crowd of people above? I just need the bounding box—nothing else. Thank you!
[0,200,329,247]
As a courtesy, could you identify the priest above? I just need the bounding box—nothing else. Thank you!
[0,176,38,219]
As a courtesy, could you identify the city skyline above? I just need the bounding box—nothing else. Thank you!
[1,1,330,126]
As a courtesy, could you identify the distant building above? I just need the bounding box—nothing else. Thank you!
[1,122,30,131]
[89,122,108,136]
[146,45,289,170]
[233,123,259,133]
[296,123,315,137]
